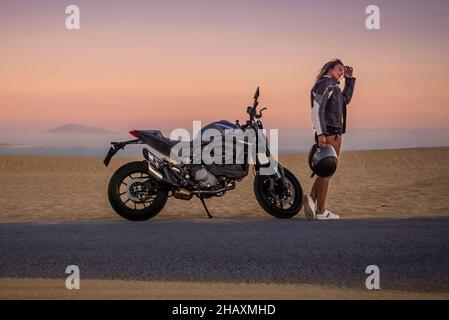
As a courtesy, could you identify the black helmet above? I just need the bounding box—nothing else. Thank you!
[308,144,338,178]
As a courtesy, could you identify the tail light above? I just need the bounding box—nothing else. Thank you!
[129,130,139,138]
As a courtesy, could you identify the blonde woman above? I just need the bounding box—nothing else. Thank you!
[303,59,356,220]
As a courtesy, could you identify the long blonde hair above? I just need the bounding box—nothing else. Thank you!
[315,59,344,83]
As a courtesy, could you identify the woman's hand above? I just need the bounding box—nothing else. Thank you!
[344,66,354,78]
[317,135,327,147]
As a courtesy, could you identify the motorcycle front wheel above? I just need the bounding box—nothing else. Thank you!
[108,161,168,221]
[253,167,303,219]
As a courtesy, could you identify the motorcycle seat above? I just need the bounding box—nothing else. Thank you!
[136,130,181,147]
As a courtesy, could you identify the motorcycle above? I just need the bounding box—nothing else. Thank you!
[103,87,303,220]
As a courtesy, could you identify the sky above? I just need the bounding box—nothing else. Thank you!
[1,0,449,151]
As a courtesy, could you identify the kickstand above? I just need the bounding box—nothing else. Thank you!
[200,197,213,219]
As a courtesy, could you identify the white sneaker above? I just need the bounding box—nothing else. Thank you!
[303,194,316,221]
[315,209,340,220]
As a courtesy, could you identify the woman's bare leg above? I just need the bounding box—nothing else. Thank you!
[315,177,330,212]
[310,176,328,208]
[311,135,342,213]
[310,177,319,201]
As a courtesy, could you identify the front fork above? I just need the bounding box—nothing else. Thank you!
[253,127,285,180]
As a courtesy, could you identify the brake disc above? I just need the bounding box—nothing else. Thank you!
[280,179,295,206]
[126,178,150,203]
[267,177,295,206]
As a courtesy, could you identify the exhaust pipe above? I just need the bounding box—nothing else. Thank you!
[146,161,164,181]
[143,148,164,181]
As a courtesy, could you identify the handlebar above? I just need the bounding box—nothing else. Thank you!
[256,107,267,119]
[244,87,267,123]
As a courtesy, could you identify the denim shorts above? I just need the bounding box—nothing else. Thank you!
[315,126,343,143]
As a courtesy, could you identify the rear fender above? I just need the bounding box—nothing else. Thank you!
[103,139,141,167]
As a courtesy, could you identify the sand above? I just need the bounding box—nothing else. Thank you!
[1,278,448,300]
[0,147,448,222]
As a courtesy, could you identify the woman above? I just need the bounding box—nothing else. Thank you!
[303,59,356,220]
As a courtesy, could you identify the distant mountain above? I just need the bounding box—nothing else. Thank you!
[47,123,113,135]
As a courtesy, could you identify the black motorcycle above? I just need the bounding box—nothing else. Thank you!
[104,87,303,220]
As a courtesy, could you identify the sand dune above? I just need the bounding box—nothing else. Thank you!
[0,147,448,222]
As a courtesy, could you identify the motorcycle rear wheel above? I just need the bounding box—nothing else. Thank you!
[108,161,168,221]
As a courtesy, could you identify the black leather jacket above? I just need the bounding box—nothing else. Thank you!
[310,76,356,135]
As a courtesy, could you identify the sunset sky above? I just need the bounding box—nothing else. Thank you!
[1,0,449,150]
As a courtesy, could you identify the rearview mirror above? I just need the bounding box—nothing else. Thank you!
[254,87,260,100]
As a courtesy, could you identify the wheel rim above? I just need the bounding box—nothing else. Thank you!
[262,176,298,211]
[117,171,159,212]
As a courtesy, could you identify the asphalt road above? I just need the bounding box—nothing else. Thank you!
[1,217,449,292]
